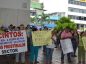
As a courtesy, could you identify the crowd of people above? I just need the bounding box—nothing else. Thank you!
[0,24,86,64]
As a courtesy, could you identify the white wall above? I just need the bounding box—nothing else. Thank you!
[71,19,86,24]
[68,4,86,10]
[0,8,30,26]
[0,0,30,26]
[68,12,86,17]
[0,0,30,10]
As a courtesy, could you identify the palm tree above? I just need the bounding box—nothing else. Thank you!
[55,17,77,31]
[31,17,35,23]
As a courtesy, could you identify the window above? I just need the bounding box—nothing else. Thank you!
[84,17,86,20]
[78,16,83,20]
[22,2,27,8]
[68,0,73,4]
[68,15,86,21]
[77,24,79,29]
[75,1,79,5]
[68,15,72,18]
[81,24,84,27]
[68,7,86,14]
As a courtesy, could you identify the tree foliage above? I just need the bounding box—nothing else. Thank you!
[55,17,77,31]
[41,13,49,21]
[31,17,35,23]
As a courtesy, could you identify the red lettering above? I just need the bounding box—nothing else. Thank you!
[13,32,17,37]
[2,33,5,38]
[4,43,25,49]
[9,32,13,37]
[4,32,9,38]
[0,34,2,38]
[0,31,24,38]
[0,46,3,49]
[4,45,12,49]
[17,32,22,37]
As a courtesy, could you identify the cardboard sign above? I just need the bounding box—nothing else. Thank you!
[0,30,27,55]
[32,31,52,46]
[60,39,74,54]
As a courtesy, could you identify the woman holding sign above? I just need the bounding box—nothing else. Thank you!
[29,26,40,64]
[60,28,73,64]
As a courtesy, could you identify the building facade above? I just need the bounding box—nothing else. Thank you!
[0,0,30,26]
[55,0,86,30]
[30,0,43,16]
[31,0,39,2]
[68,0,86,30]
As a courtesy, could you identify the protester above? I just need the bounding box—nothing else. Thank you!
[26,25,32,52]
[55,31,60,48]
[45,30,56,64]
[7,24,17,64]
[43,26,48,55]
[0,26,6,33]
[60,28,73,64]
[0,24,83,64]
[15,24,26,64]
[78,32,85,64]
[8,24,14,31]
[29,26,39,64]
[71,30,79,57]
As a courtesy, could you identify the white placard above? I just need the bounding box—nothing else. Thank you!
[0,30,27,55]
[60,39,74,54]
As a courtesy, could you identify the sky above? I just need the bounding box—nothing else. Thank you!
[39,0,67,13]
[39,0,58,13]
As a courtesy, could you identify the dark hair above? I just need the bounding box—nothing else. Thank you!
[4,28,8,32]
[20,24,24,26]
[32,26,37,31]
[12,26,16,29]
[9,24,13,27]
[44,26,48,30]
[17,27,20,30]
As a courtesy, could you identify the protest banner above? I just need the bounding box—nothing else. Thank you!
[60,39,74,54]
[82,37,86,50]
[0,30,27,55]
[32,30,52,46]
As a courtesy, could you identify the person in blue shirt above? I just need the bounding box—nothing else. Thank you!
[27,26,39,64]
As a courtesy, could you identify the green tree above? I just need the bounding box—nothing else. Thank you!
[39,13,50,26]
[31,17,35,23]
[55,17,77,31]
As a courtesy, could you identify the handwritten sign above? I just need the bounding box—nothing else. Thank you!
[32,31,52,46]
[60,39,74,54]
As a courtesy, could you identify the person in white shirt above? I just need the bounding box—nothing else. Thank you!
[45,30,57,64]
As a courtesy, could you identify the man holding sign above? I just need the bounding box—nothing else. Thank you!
[15,24,27,64]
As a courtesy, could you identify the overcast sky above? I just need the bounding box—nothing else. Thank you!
[39,0,59,13]
[40,0,65,13]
